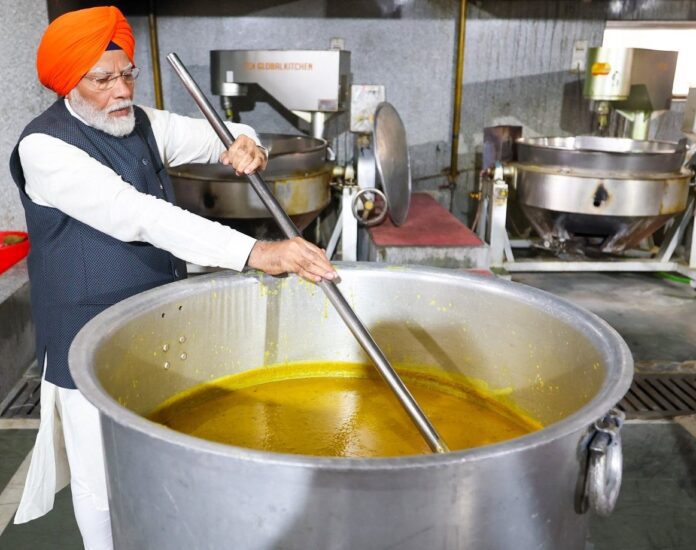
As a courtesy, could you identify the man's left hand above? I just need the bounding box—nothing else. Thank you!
[220,135,268,175]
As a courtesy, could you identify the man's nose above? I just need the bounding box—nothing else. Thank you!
[111,75,133,99]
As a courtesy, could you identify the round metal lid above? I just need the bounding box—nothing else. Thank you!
[373,102,412,226]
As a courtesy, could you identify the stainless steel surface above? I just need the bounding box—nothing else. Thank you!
[584,409,624,517]
[483,126,522,169]
[169,134,332,221]
[517,136,686,173]
[584,48,633,101]
[340,187,358,262]
[357,146,376,190]
[657,195,695,262]
[584,48,677,112]
[690,204,696,271]
[170,169,331,222]
[505,260,687,272]
[172,134,327,176]
[167,53,448,454]
[210,49,351,112]
[374,102,412,226]
[683,88,696,136]
[351,187,388,227]
[516,168,690,216]
[326,210,343,260]
[513,136,691,253]
[487,164,510,267]
[310,112,326,139]
[69,264,634,550]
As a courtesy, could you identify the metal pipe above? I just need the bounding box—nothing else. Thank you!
[311,112,326,139]
[449,0,468,194]
[148,0,164,110]
[166,52,449,454]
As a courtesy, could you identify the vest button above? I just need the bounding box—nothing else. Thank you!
[141,158,149,166]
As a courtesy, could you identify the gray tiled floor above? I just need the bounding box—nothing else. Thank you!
[0,429,81,549]
[587,421,696,550]
[0,431,34,491]
[1,487,81,550]
[512,272,696,368]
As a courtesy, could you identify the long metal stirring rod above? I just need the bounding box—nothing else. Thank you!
[167,53,449,454]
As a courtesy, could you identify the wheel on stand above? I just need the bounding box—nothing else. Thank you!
[351,188,389,227]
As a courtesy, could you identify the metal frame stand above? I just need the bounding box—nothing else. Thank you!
[325,186,359,262]
[480,166,696,286]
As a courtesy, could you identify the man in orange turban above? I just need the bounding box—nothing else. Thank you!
[11,6,336,549]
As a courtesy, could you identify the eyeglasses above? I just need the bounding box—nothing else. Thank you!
[82,67,140,91]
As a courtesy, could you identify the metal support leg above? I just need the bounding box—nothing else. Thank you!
[489,168,509,268]
[690,197,696,269]
[503,231,515,263]
[326,211,343,260]
[477,191,489,242]
[658,196,695,262]
[341,187,358,261]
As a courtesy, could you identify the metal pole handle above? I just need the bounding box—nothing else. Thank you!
[166,52,449,454]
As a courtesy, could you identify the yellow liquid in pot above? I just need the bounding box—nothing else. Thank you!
[148,362,542,458]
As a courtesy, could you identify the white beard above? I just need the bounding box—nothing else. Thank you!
[68,89,136,137]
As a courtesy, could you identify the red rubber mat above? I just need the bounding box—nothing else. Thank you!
[369,193,484,247]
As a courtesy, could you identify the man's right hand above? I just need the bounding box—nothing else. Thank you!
[247,237,338,283]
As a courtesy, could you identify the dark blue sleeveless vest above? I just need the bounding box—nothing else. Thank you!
[10,99,187,389]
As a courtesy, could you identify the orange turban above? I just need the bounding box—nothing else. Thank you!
[37,6,135,97]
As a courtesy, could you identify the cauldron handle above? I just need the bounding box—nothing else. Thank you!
[584,408,625,516]
[166,52,449,454]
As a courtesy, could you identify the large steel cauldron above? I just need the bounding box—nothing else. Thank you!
[169,133,332,235]
[514,136,691,252]
[69,264,633,550]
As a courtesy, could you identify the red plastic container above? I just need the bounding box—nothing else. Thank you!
[0,231,30,275]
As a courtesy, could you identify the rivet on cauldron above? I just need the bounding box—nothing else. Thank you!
[180,352,187,361]
[162,344,169,352]
[179,336,186,343]
[163,361,170,369]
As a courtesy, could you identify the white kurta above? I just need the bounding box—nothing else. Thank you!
[14,100,264,524]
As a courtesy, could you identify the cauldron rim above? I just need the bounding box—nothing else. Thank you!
[69,262,633,470]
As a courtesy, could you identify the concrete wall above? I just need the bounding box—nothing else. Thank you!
[3,0,696,229]
[0,0,53,231]
[126,7,456,175]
